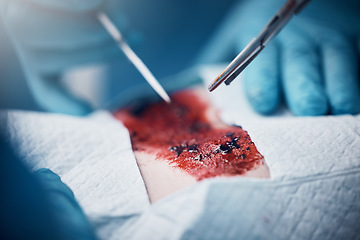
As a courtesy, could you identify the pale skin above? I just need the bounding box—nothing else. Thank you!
[115,87,270,203]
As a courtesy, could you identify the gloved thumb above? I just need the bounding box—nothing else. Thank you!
[34,168,97,240]
[29,72,93,116]
[20,57,93,115]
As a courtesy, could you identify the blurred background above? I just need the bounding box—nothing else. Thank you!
[0,0,236,112]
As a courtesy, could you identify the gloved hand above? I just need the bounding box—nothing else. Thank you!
[198,0,360,116]
[33,168,97,240]
[0,0,127,115]
[0,131,96,239]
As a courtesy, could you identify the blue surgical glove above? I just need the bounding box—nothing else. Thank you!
[0,0,127,115]
[0,133,96,239]
[198,0,360,116]
[33,168,97,240]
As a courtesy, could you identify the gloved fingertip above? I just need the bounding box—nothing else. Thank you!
[33,168,60,180]
[242,41,280,115]
[290,97,328,116]
[331,99,360,115]
[246,86,279,115]
[59,100,93,116]
[36,87,93,116]
[38,97,92,116]
[33,168,97,240]
[33,168,75,198]
[244,73,280,115]
[322,34,360,116]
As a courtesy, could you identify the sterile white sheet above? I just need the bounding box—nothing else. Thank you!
[1,66,360,239]
[0,110,150,239]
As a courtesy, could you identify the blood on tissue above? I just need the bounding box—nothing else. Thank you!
[114,90,264,180]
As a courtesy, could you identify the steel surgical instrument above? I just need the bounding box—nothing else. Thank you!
[98,12,171,103]
[208,0,312,92]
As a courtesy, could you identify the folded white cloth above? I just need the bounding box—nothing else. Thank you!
[1,110,149,239]
[1,66,360,239]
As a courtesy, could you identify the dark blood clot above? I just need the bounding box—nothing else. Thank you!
[114,90,264,180]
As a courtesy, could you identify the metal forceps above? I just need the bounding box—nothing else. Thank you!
[208,0,312,92]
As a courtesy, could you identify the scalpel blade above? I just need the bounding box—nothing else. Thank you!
[98,12,171,103]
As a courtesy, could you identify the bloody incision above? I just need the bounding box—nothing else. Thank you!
[114,90,264,180]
